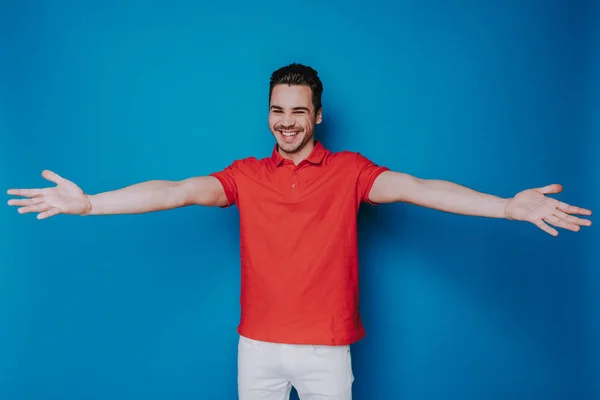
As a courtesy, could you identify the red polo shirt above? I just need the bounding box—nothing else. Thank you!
[210,141,389,345]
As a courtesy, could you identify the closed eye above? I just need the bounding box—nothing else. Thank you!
[270,106,311,114]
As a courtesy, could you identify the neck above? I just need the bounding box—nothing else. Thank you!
[279,140,315,165]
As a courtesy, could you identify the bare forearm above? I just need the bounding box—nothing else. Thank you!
[85,180,186,215]
[412,179,509,218]
[370,172,510,218]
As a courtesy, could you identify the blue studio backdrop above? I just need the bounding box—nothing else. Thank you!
[1,1,597,399]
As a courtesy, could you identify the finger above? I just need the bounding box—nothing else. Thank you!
[554,210,592,227]
[533,219,558,236]
[556,201,593,216]
[18,203,51,214]
[37,207,61,220]
[7,197,45,207]
[6,188,44,197]
[42,170,65,185]
[536,184,562,195]
[543,215,580,232]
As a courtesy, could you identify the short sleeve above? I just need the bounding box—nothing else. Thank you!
[355,153,389,205]
[209,161,240,207]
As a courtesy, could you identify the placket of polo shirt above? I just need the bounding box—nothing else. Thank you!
[291,166,299,197]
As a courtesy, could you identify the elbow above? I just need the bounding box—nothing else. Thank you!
[372,173,425,204]
[178,177,227,207]
[166,180,191,209]
[401,177,428,205]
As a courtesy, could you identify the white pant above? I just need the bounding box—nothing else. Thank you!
[237,335,354,400]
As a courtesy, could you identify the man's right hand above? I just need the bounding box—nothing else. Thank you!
[8,170,228,218]
[7,170,91,219]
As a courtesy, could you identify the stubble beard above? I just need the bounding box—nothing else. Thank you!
[277,130,314,154]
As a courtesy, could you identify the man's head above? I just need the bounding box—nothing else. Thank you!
[268,63,323,159]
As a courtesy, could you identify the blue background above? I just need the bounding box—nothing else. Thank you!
[1,1,597,399]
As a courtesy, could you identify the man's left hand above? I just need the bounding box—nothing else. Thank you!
[505,184,592,236]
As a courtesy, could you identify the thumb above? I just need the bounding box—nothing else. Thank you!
[535,183,562,195]
[42,170,66,185]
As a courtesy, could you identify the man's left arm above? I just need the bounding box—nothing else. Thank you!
[368,170,593,236]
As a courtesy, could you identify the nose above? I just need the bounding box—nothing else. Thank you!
[281,112,295,128]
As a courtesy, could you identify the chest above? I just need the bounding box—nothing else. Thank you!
[236,163,358,218]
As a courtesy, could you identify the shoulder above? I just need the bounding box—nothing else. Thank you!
[239,155,272,167]
[229,155,272,173]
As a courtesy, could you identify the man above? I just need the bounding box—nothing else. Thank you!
[7,63,593,400]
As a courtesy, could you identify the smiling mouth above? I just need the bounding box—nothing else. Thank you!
[280,130,299,138]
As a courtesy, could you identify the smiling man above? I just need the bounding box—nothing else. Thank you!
[7,63,593,400]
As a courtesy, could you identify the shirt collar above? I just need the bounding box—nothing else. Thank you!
[271,141,328,167]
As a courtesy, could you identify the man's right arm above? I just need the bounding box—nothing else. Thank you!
[7,170,229,219]
[86,176,228,215]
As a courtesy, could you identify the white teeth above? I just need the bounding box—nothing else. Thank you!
[281,131,298,137]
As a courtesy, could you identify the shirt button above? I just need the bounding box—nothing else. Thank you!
[292,184,296,189]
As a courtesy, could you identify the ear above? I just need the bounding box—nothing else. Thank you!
[315,108,323,124]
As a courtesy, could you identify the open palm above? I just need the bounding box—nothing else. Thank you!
[505,184,592,236]
[7,170,91,219]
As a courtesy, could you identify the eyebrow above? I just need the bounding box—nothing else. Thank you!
[270,105,311,112]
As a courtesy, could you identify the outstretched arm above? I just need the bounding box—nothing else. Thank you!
[7,170,228,219]
[368,171,592,236]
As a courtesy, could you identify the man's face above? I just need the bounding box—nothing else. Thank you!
[269,84,322,156]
